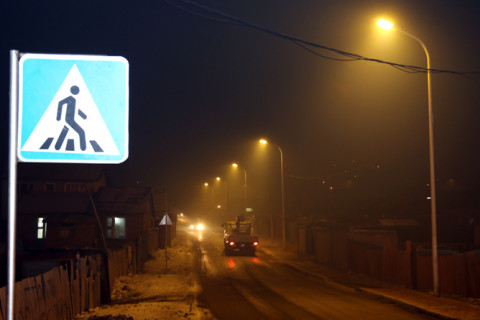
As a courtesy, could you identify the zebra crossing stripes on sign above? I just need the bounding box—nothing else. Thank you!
[18,53,129,163]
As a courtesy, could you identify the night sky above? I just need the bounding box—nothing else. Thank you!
[1,0,479,219]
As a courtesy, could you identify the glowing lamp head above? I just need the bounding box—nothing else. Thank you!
[377,19,393,31]
[232,163,238,168]
[259,139,268,145]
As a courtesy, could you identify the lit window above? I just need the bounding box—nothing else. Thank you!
[106,217,126,239]
[37,217,47,239]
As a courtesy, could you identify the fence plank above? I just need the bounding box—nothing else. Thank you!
[25,278,37,320]
[0,286,6,320]
[14,279,24,320]
[467,253,480,297]
[43,268,57,320]
[60,266,72,320]
[34,275,46,320]
[72,263,80,315]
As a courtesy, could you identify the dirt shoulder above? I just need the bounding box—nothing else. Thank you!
[74,230,215,320]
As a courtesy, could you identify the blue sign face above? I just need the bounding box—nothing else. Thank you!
[18,53,129,163]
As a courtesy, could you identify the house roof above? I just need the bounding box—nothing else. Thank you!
[94,187,154,215]
[17,192,92,214]
[17,163,105,181]
[379,219,420,227]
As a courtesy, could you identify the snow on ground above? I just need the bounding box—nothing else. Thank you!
[74,230,216,320]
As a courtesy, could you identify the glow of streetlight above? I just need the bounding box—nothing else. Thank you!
[231,162,247,214]
[204,182,209,187]
[375,17,439,297]
[258,137,286,250]
[376,18,393,31]
[216,177,221,181]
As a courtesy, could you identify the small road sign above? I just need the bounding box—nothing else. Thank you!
[159,213,173,226]
[18,53,129,163]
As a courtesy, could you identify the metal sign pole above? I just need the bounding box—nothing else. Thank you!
[159,213,171,272]
[8,49,19,320]
[165,218,168,272]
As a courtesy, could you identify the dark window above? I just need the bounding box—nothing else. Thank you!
[65,183,85,192]
[19,183,33,194]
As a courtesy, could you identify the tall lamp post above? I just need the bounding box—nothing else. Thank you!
[259,139,286,250]
[202,182,212,216]
[215,177,228,218]
[232,163,247,214]
[377,19,439,296]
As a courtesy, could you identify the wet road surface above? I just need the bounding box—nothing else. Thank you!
[191,229,437,320]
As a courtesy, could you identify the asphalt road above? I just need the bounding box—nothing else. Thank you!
[190,229,437,320]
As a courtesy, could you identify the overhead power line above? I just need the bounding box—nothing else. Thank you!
[163,0,479,78]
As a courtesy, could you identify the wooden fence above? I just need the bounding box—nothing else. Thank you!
[0,255,102,320]
[108,246,137,290]
[307,224,480,297]
[416,249,480,297]
[0,245,137,320]
[347,240,480,297]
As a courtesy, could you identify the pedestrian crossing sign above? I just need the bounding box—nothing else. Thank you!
[18,53,129,163]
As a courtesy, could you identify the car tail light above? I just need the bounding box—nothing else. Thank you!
[253,241,258,246]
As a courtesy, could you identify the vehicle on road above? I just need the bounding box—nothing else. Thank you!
[223,215,259,256]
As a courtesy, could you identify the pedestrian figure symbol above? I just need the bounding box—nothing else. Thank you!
[39,84,103,153]
[21,64,120,157]
[54,85,88,151]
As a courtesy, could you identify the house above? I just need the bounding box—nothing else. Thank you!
[93,186,159,265]
[16,163,107,250]
[18,191,98,250]
[12,164,162,271]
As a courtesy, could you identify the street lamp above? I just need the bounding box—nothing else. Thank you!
[202,181,212,216]
[259,138,286,250]
[215,176,228,218]
[232,163,247,214]
[377,18,439,296]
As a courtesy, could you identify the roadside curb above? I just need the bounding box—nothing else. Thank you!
[258,245,461,320]
[356,287,458,320]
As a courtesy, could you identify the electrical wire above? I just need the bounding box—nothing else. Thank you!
[163,0,479,78]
